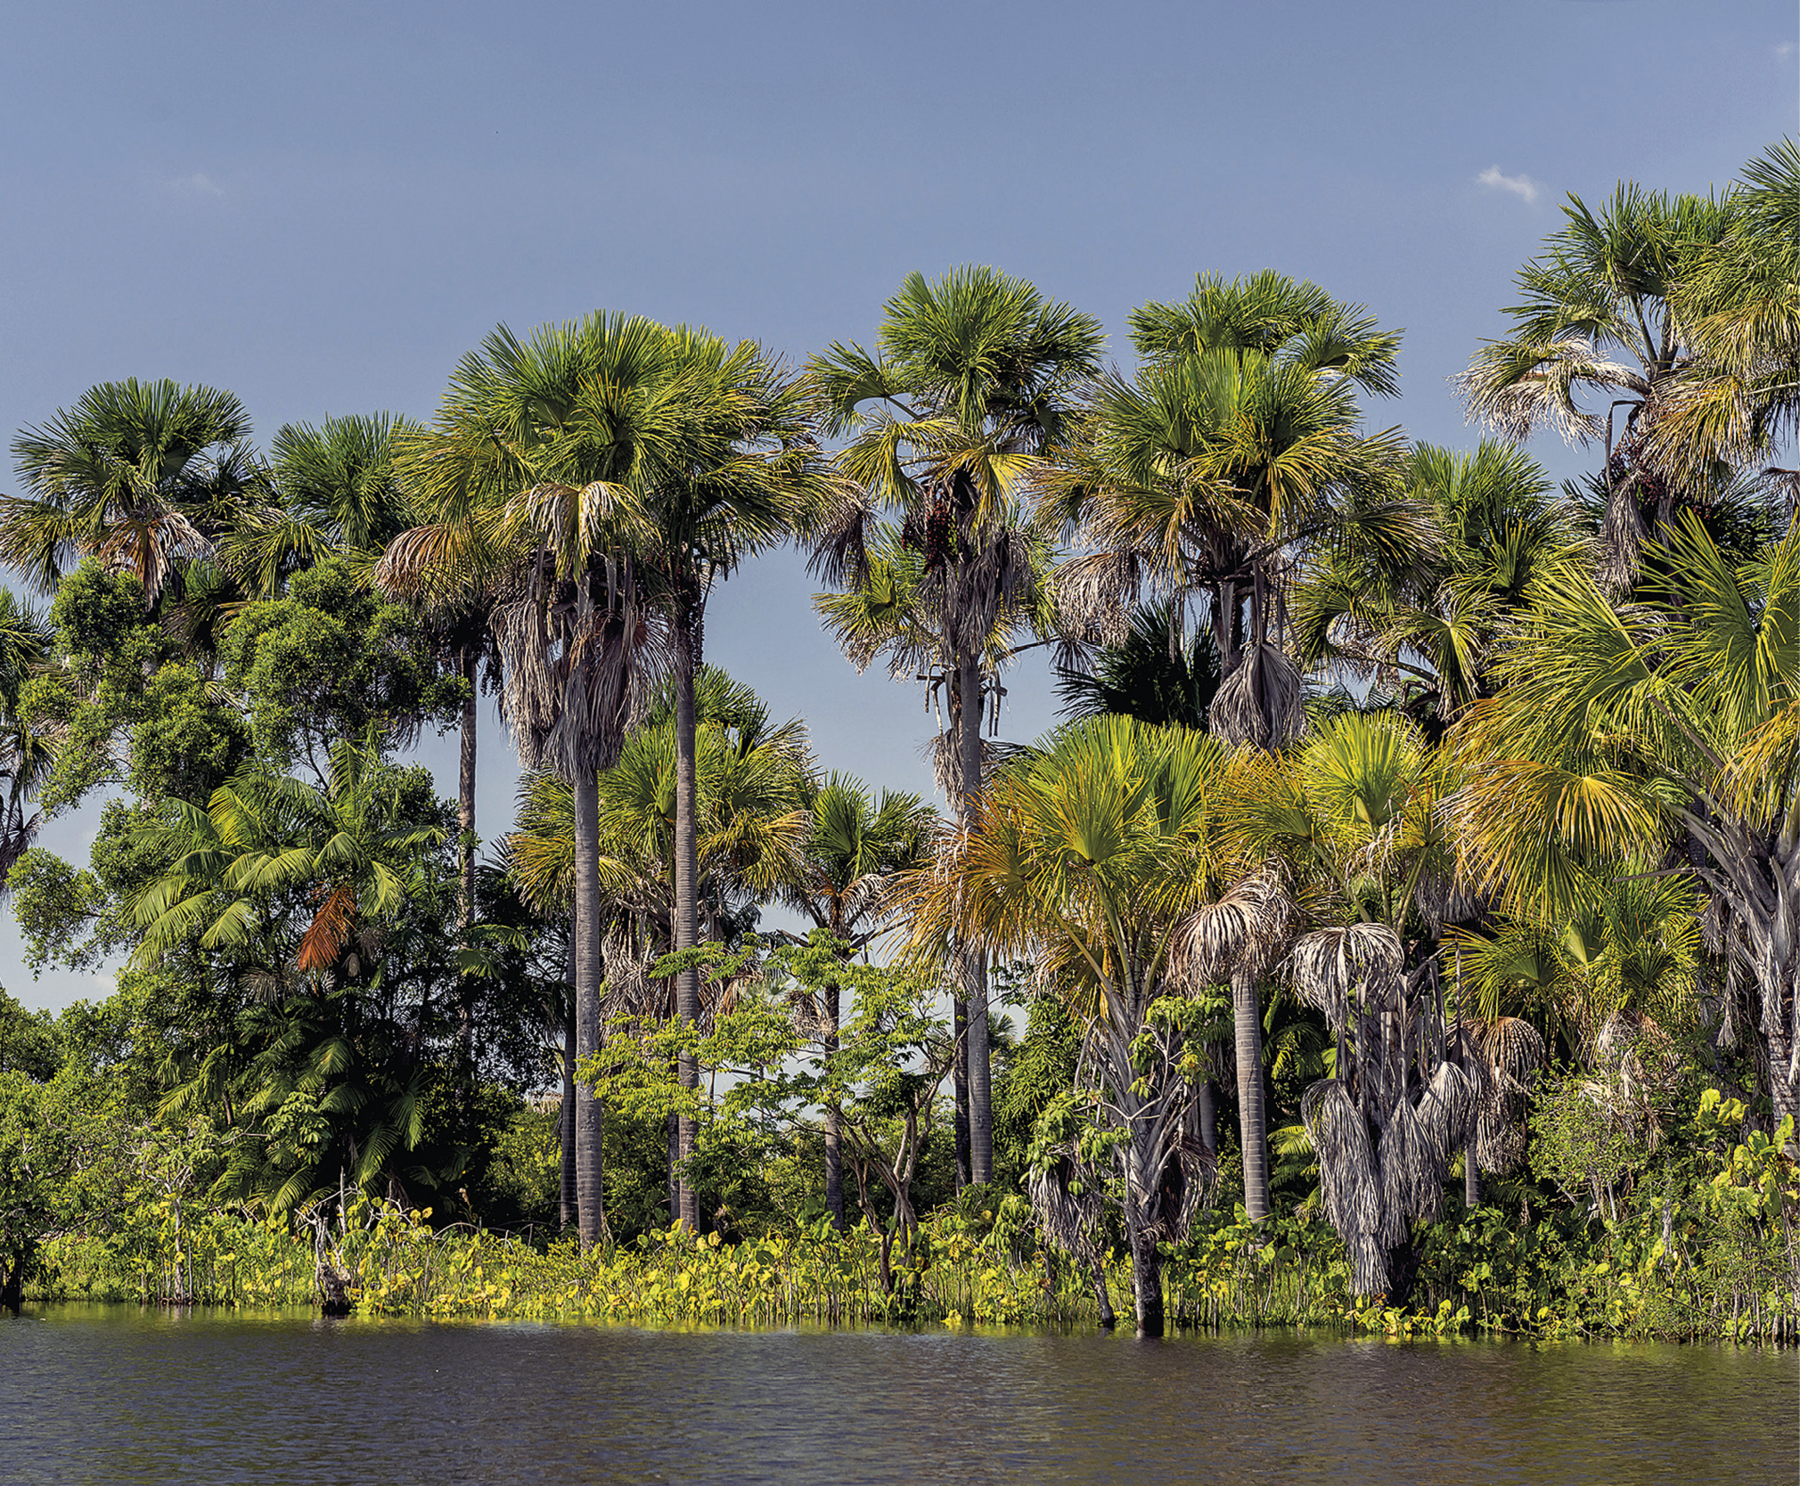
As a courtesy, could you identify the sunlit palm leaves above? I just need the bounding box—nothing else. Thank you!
[3,379,261,603]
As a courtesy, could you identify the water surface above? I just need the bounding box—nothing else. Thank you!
[3,1305,1793,1484]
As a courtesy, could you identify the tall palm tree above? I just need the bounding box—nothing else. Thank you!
[624,330,819,1229]
[383,312,679,1249]
[1450,511,1800,1135]
[1,379,261,606]
[807,265,1105,1187]
[905,714,1238,1333]
[779,774,933,1228]
[1050,272,1416,748]
[1457,184,1736,591]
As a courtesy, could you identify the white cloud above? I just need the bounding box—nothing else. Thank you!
[171,171,225,197]
[1777,40,1795,60]
[1476,165,1541,204]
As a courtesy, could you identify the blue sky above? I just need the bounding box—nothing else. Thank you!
[2,0,1795,1008]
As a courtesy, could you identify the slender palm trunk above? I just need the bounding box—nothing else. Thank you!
[1464,1148,1480,1209]
[560,920,578,1232]
[455,654,479,1101]
[824,904,845,1231]
[573,770,606,1250]
[672,612,702,1230]
[956,653,993,1185]
[1232,967,1271,1222]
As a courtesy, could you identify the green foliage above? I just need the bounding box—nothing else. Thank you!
[219,556,463,769]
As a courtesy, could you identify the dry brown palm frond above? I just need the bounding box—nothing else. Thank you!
[1050,549,1142,648]
[1302,1078,1387,1295]
[1208,642,1305,747]
[1417,1058,1480,1160]
[1289,922,1404,1032]
[1171,866,1295,989]
[1028,1151,1108,1268]
[1380,1091,1442,1230]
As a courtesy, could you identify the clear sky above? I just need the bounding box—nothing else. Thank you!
[2,0,1795,1009]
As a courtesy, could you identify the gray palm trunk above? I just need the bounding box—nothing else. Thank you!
[1232,967,1272,1221]
[454,663,479,1093]
[956,653,993,1185]
[561,924,578,1231]
[573,771,607,1249]
[824,899,846,1231]
[823,979,844,1231]
[672,617,702,1230]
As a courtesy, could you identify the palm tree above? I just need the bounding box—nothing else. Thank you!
[510,667,812,1228]
[383,312,679,1249]
[1450,511,1800,1135]
[807,265,1105,1187]
[624,330,819,1229]
[1,379,261,606]
[1291,441,1588,738]
[778,774,933,1228]
[0,590,54,889]
[1456,184,1736,591]
[1050,271,1416,748]
[1214,710,1491,1287]
[222,413,419,596]
[904,714,1234,1334]
[128,739,451,1208]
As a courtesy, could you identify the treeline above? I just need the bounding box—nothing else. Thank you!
[1,141,1796,1336]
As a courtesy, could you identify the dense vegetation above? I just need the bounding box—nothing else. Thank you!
[2,142,1796,1339]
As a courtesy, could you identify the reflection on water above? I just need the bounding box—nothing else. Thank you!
[2,1305,1794,1485]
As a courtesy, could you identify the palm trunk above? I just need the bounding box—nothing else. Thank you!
[1232,967,1271,1222]
[824,974,844,1231]
[672,612,702,1231]
[573,769,606,1250]
[953,998,971,1189]
[455,655,478,1102]
[956,652,993,1185]
[1127,1212,1165,1337]
[1464,1148,1480,1209]
[560,919,578,1232]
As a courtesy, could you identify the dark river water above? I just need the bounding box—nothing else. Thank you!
[2,1305,1794,1485]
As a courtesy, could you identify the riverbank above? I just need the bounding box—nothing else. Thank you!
[23,1193,1798,1343]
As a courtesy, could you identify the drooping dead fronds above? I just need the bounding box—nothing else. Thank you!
[1171,866,1295,989]
[1289,922,1404,1032]
[1303,1079,1387,1295]
[1380,1091,1442,1233]
[1050,549,1141,649]
[1208,642,1306,748]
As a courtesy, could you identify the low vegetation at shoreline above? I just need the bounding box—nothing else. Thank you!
[22,1090,1796,1344]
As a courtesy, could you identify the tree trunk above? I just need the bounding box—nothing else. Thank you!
[824,975,844,1231]
[560,919,578,1232]
[953,997,971,1190]
[966,954,992,1187]
[672,612,702,1230]
[1232,968,1272,1222]
[1128,1214,1165,1337]
[956,652,993,1184]
[455,655,479,1102]
[1198,1078,1218,1158]
[573,769,606,1250]
[1464,1147,1480,1209]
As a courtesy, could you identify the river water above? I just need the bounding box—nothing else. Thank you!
[2,1305,1794,1484]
